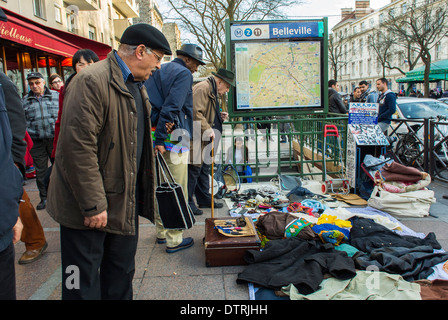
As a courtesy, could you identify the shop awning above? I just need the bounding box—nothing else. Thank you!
[396,59,448,83]
[0,7,111,59]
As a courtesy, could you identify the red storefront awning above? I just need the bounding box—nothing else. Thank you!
[0,7,111,59]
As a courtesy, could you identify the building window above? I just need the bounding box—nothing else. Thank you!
[33,0,46,19]
[55,4,62,24]
[88,25,97,41]
[66,10,77,33]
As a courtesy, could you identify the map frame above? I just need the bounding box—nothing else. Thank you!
[225,19,329,118]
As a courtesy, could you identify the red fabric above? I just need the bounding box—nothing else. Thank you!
[24,131,33,167]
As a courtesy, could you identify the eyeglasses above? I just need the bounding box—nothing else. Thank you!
[146,47,162,63]
[52,79,63,84]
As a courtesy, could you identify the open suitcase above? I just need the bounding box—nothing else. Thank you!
[204,217,261,267]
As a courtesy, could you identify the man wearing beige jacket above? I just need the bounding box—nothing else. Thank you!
[188,69,235,213]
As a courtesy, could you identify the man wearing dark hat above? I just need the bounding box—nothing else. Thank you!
[22,72,59,210]
[144,43,205,252]
[47,23,171,300]
[188,68,234,212]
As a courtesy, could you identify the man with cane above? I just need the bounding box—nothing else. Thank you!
[188,69,235,214]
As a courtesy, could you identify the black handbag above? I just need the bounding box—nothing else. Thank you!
[155,153,195,230]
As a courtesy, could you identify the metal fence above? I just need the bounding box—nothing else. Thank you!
[388,117,448,182]
[218,114,349,183]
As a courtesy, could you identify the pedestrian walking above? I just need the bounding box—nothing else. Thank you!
[22,72,59,210]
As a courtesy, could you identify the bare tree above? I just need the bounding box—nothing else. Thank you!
[367,29,396,78]
[164,0,304,70]
[329,33,348,81]
[385,0,448,97]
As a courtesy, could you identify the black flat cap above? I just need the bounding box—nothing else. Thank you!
[27,72,44,80]
[120,23,172,55]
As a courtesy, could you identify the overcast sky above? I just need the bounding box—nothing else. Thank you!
[288,0,391,29]
[158,0,392,40]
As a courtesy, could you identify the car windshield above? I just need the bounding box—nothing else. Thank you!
[398,101,448,119]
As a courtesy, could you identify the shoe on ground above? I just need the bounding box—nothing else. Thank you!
[156,238,166,244]
[191,206,203,215]
[18,242,48,265]
[198,202,224,209]
[166,237,194,253]
[36,199,46,210]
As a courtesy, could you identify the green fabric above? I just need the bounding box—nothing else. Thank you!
[334,243,360,257]
[396,59,448,83]
[282,271,421,300]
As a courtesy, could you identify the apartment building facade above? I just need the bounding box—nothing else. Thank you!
[0,0,177,96]
[331,0,447,94]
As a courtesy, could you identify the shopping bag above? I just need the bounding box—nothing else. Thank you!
[367,185,435,218]
[155,153,195,229]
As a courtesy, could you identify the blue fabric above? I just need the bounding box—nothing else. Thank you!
[0,83,23,251]
[114,51,138,84]
[377,91,397,124]
[144,58,193,147]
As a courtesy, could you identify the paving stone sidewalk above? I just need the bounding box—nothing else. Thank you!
[14,178,448,300]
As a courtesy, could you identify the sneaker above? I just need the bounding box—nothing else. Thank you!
[166,237,194,253]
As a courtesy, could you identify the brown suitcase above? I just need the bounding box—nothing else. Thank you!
[204,217,261,267]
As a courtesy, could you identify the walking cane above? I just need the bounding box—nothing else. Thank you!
[211,136,214,219]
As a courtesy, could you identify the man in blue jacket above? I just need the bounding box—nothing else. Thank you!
[376,78,397,133]
[145,43,206,253]
[0,81,24,300]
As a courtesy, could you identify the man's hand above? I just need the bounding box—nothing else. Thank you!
[205,128,215,140]
[221,112,229,121]
[165,122,174,134]
[155,144,166,155]
[84,210,107,229]
[13,217,23,244]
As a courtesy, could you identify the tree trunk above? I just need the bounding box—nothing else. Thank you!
[421,52,431,98]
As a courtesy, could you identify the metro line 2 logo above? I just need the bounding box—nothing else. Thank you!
[234,27,263,38]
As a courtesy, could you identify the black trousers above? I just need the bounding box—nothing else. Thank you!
[60,221,139,300]
[188,163,212,207]
[0,242,16,300]
[30,138,54,200]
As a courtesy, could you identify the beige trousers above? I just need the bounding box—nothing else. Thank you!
[155,150,189,247]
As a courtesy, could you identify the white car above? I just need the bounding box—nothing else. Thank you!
[391,98,448,166]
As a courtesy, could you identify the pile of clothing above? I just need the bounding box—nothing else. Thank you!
[236,206,448,300]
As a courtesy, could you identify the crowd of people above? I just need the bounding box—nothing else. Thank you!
[328,78,396,133]
[0,23,237,300]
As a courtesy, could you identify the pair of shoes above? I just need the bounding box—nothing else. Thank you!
[157,238,166,244]
[36,199,46,210]
[166,237,194,253]
[18,242,48,265]
[191,206,203,215]
[198,202,224,209]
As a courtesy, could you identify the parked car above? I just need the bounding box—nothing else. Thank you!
[439,97,448,105]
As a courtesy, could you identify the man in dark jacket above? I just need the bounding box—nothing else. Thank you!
[47,24,171,300]
[376,78,397,133]
[144,44,205,252]
[1,72,47,265]
[328,79,347,114]
[0,80,24,300]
